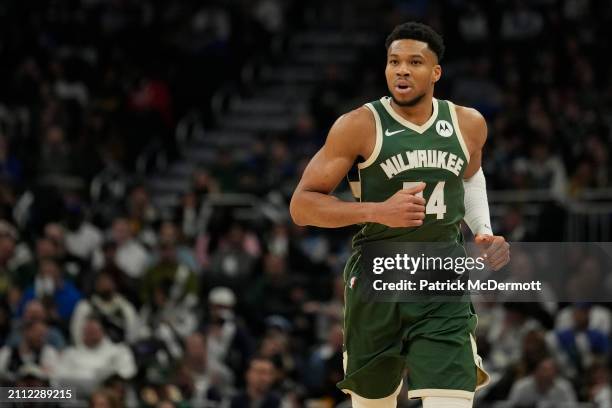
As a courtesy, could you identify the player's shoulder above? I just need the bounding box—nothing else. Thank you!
[326,105,375,143]
[333,105,375,132]
[452,104,486,130]
[451,102,487,146]
[323,105,375,155]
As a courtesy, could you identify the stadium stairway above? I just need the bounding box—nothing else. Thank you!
[145,27,377,219]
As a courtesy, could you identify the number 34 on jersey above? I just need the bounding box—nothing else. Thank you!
[403,181,447,220]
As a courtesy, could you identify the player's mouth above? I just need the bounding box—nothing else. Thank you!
[395,81,413,95]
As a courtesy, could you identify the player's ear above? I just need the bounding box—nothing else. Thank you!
[432,65,442,83]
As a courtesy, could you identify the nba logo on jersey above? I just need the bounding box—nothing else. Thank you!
[435,120,453,137]
[349,276,357,289]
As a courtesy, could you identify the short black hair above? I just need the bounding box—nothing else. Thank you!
[385,22,445,62]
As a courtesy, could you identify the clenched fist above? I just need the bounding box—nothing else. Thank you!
[475,234,510,271]
[373,182,426,227]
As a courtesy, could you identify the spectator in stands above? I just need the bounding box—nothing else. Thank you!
[102,216,150,279]
[155,220,198,274]
[500,249,557,323]
[452,57,502,117]
[18,257,82,324]
[548,303,609,380]
[303,322,344,402]
[91,238,137,301]
[206,287,254,386]
[54,317,136,394]
[457,2,489,43]
[89,388,122,408]
[258,319,299,393]
[140,233,199,336]
[175,332,230,405]
[205,222,259,293]
[265,140,295,191]
[102,374,139,408]
[37,125,74,178]
[512,142,567,199]
[179,168,220,240]
[0,133,22,185]
[0,320,59,382]
[14,363,52,388]
[71,271,140,346]
[0,220,18,305]
[0,182,17,226]
[125,183,159,248]
[211,149,239,192]
[585,363,611,408]
[6,299,66,349]
[230,356,281,408]
[556,303,611,335]
[0,299,10,346]
[12,236,57,292]
[483,330,551,402]
[500,0,544,40]
[44,222,88,282]
[564,256,608,304]
[507,358,576,407]
[288,223,331,274]
[64,203,103,262]
[302,274,344,342]
[487,303,542,374]
[247,253,301,321]
[497,207,529,242]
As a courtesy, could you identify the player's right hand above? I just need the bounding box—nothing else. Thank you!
[374,182,426,227]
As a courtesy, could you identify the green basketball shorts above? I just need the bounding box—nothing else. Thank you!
[338,252,490,400]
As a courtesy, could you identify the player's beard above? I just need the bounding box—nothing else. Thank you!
[391,91,426,107]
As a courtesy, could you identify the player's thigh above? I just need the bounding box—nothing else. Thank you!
[340,270,406,399]
[403,302,489,400]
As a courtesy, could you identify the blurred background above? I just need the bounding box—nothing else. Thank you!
[0,0,611,407]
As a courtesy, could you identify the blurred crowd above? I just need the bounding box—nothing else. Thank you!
[1,0,612,407]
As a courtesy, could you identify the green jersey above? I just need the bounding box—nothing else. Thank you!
[351,96,470,247]
[339,97,490,401]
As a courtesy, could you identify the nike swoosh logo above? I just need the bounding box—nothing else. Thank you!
[385,129,406,136]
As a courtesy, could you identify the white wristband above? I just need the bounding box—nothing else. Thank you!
[463,167,493,236]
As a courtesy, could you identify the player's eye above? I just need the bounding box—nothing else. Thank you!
[411,60,422,65]
[389,60,398,65]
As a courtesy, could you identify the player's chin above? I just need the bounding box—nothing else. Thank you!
[391,93,418,107]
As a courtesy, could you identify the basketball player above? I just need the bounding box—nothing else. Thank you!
[290,22,510,408]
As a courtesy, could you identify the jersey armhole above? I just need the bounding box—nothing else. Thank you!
[447,101,471,164]
[358,103,383,169]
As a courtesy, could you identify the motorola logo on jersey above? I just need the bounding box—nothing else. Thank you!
[435,120,453,137]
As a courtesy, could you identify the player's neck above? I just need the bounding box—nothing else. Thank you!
[390,95,434,126]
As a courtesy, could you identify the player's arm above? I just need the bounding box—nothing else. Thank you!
[458,106,491,235]
[290,107,425,228]
[457,106,509,270]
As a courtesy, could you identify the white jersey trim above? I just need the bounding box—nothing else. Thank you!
[381,97,439,134]
[358,103,383,169]
[408,389,474,400]
[447,101,471,164]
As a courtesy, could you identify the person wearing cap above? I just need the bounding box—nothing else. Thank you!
[206,286,255,388]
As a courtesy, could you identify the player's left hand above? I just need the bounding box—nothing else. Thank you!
[475,234,510,271]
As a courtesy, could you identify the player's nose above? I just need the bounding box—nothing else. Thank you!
[396,62,411,76]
